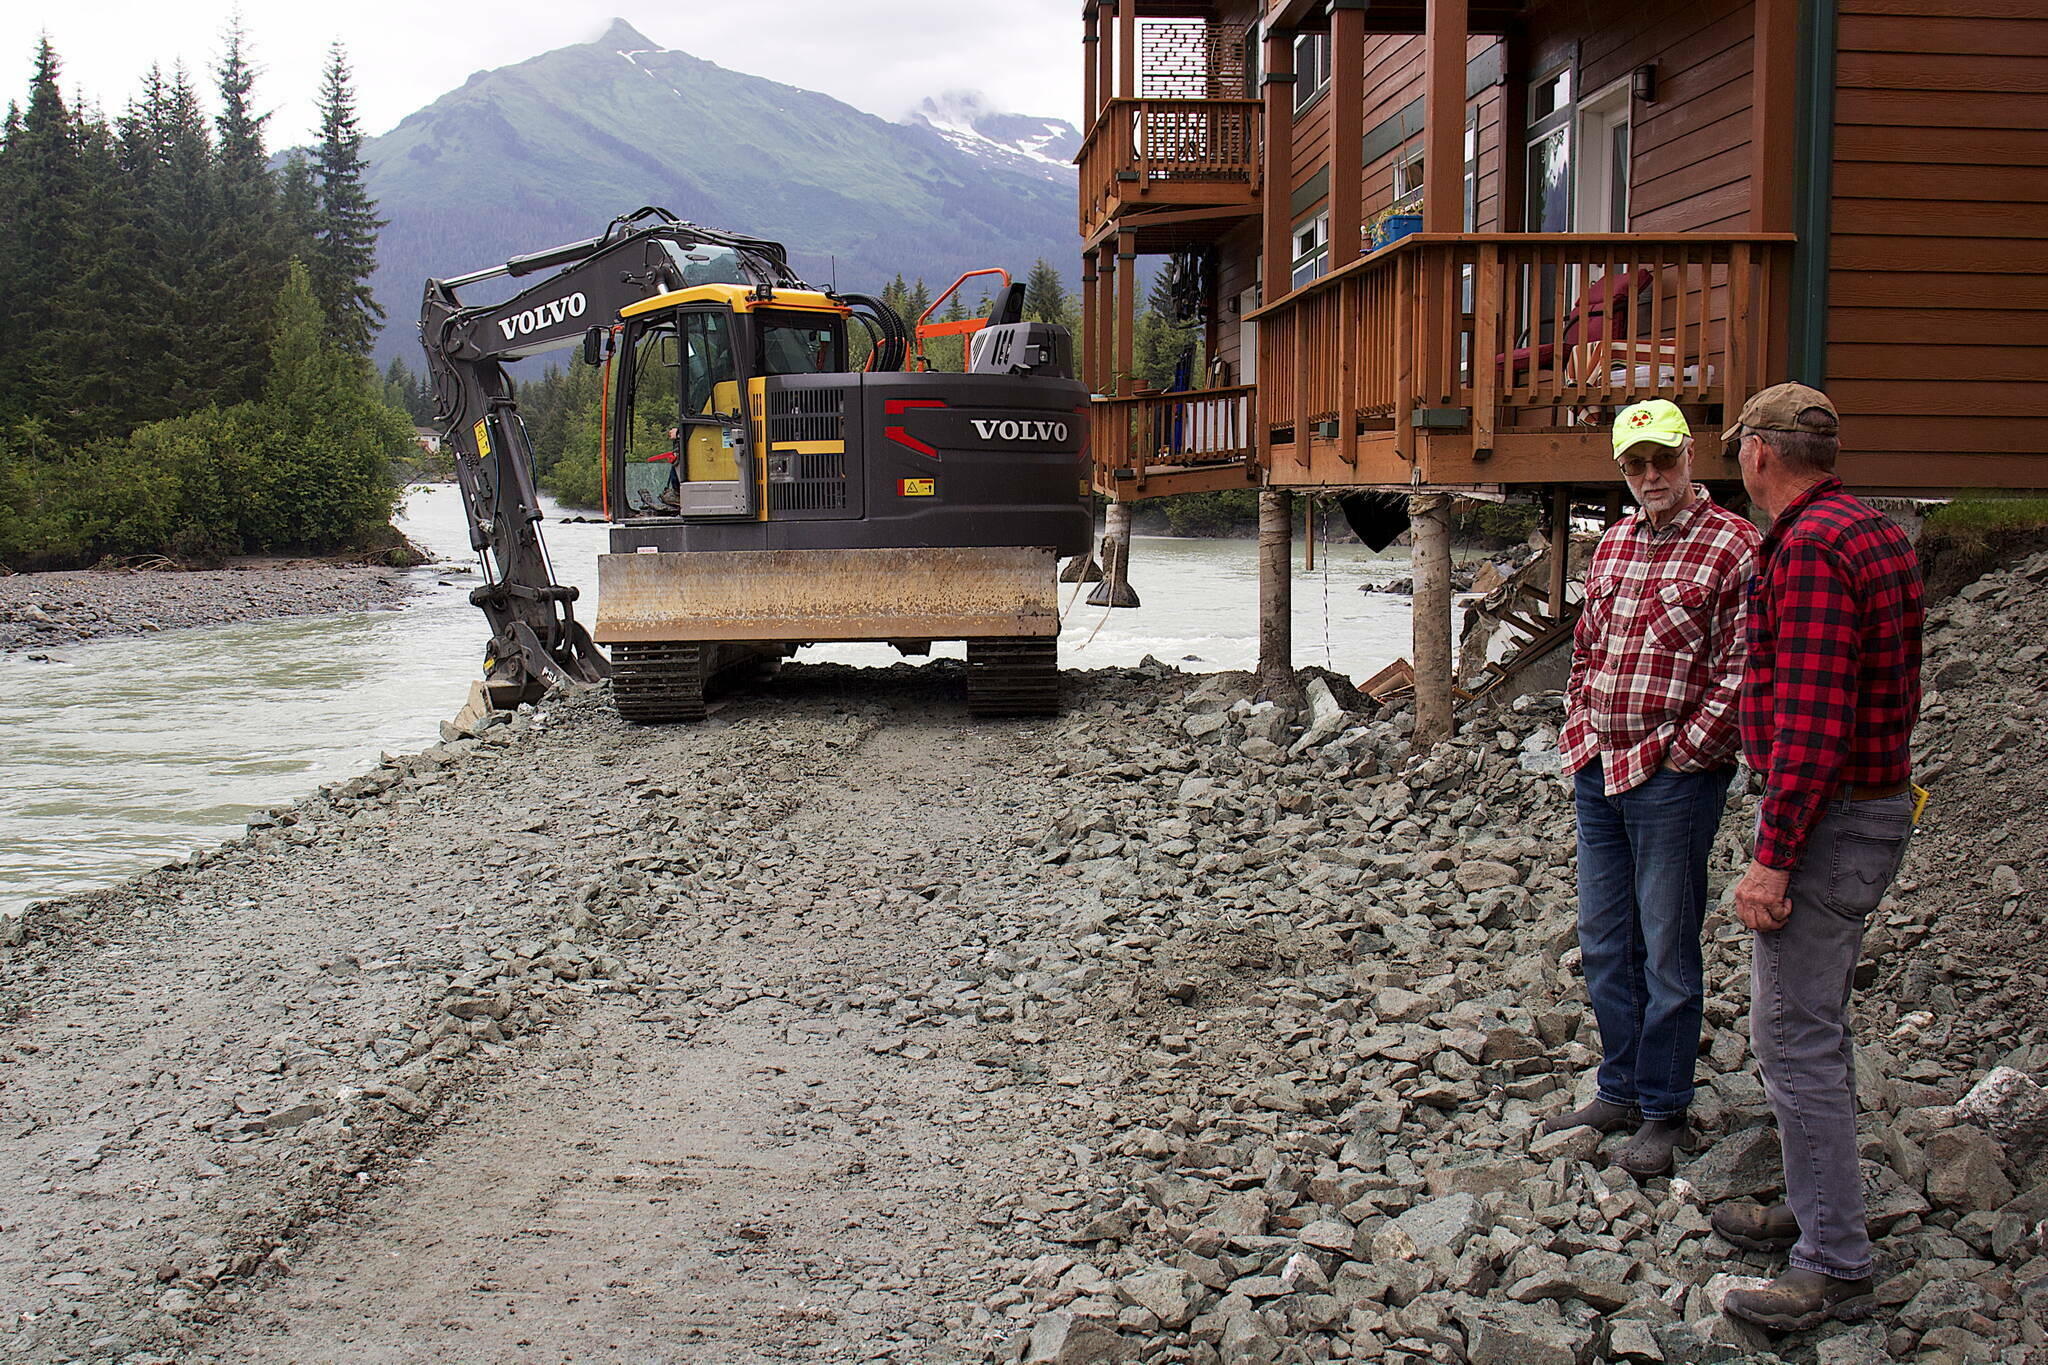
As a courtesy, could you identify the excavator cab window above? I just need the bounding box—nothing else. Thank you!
[618,307,752,519]
[658,241,751,289]
[757,308,844,376]
[619,322,684,516]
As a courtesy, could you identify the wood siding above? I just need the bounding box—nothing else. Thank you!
[1524,0,1759,233]
[1827,0,2048,476]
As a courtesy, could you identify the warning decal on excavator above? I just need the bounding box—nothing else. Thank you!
[473,420,491,458]
[899,478,936,497]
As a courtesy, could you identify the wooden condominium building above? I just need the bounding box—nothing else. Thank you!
[1074,0,2045,724]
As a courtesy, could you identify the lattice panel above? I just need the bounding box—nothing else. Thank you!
[1138,19,1252,100]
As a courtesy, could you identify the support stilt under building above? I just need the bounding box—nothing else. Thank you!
[1087,501,1139,607]
[1410,492,1453,745]
[1256,490,1302,704]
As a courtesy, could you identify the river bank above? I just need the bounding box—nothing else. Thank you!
[0,561,420,655]
[0,555,2042,1363]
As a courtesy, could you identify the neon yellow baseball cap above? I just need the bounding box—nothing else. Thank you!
[1611,399,1691,462]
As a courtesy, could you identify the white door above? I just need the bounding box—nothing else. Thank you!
[1575,80,1632,233]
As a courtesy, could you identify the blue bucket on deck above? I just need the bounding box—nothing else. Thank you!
[1371,213,1423,251]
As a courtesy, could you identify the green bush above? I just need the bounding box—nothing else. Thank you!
[0,266,405,567]
[1159,490,1260,536]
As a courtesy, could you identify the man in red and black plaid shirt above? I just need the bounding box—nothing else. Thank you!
[1715,383,1924,1334]
[1550,399,1760,1178]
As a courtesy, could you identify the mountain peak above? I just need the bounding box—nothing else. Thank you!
[597,18,658,52]
[901,90,1080,185]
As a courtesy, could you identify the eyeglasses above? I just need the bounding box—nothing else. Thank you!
[1619,449,1683,477]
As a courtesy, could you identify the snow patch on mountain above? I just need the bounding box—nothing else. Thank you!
[902,91,1078,184]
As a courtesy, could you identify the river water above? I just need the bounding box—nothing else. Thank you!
[0,485,1423,915]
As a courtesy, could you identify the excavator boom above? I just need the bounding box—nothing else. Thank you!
[419,209,803,704]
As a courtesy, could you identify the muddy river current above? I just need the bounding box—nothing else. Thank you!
[0,484,1428,915]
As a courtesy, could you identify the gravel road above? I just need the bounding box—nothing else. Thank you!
[0,563,417,653]
[3,556,2045,1365]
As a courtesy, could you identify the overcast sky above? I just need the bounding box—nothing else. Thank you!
[6,1,1085,147]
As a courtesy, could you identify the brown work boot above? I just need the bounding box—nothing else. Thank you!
[1613,1116,1692,1177]
[1540,1097,1640,1136]
[1711,1201,1800,1252]
[1721,1268,1876,1331]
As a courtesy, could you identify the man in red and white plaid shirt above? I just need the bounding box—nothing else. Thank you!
[1715,383,1923,1334]
[1549,399,1760,1178]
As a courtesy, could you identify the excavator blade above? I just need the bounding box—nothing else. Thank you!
[592,546,1060,643]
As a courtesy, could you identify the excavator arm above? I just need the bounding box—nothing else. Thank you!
[419,207,806,705]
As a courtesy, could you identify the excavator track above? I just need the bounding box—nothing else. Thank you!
[965,637,1060,718]
[610,642,709,724]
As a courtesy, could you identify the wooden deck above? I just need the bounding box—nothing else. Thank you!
[1247,231,1796,488]
[1078,97,1264,246]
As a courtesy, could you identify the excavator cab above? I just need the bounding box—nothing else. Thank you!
[613,286,852,521]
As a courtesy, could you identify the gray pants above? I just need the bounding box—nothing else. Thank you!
[1750,792,1913,1279]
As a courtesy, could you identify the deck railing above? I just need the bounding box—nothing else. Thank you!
[1091,384,1258,483]
[1078,98,1263,235]
[1250,233,1794,463]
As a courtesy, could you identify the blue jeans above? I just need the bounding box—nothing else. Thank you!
[1752,792,1914,1279]
[1573,759,1735,1120]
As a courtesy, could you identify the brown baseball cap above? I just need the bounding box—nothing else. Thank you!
[1721,382,1840,445]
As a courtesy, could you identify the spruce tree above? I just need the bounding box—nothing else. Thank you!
[310,43,384,359]
[275,150,320,264]
[105,68,187,426]
[208,18,283,403]
[260,260,404,545]
[54,108,157,438]
[0,40,87,433]
[154,66,218,414]
[1023,258,1073,328]
[902,277,933,323]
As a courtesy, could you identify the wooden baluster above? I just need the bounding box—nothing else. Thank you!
[1500,252,1521,411]
[1257,316,1273,469]
[1649,252,1666,405]
[1340,278,1359,467]
[1693,247,1709,404]
[1755,242,1774,397]
[1473,246,1499,460]
[1728,243,1751,415]
[1605,245,1621,406]
[1296,297,1312,477]
[1394,255,1415,465]
[1555,246,1571,411]
[1677,245,1695,403]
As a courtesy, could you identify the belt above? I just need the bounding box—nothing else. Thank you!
[1841,780,1910,803]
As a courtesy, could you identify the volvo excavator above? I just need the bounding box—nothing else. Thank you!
[420,207,1090,721]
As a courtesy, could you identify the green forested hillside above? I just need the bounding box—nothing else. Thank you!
[363,19,1078,366]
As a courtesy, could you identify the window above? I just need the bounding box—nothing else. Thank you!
[619,321,684,516]
[1464,121,1479,231]
[1291,213,1329,288]
[1293,32,1330,113]
[757,309,842,376]
[681,311,737,417]
[1393,146,1425,208]
[1524,65,1576,233]
[1530,68,1573,122]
